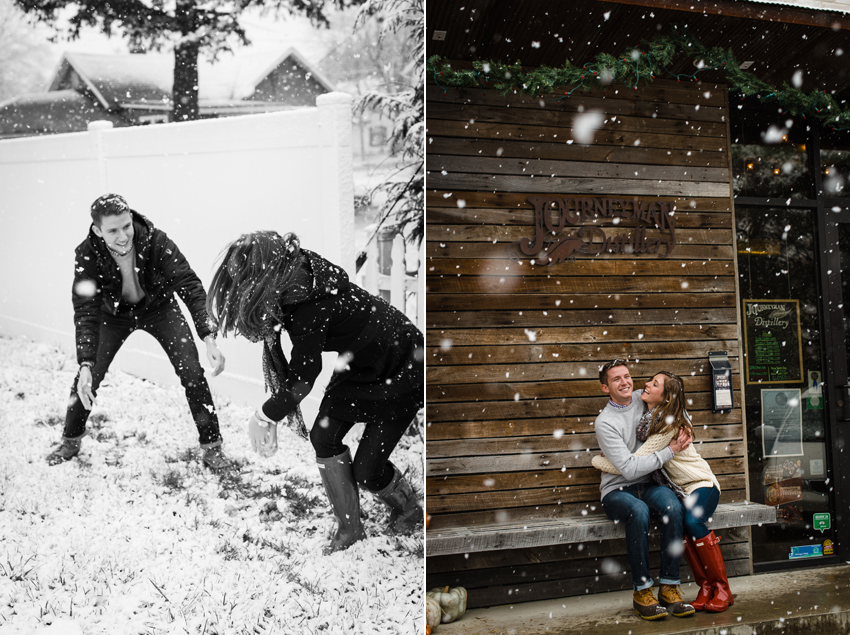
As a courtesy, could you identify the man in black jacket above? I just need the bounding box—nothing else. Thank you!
[47,193,229,468]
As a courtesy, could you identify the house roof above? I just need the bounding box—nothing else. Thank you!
[0,89,128,138]
[49,47,335,111]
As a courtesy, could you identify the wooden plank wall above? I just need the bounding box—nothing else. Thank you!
[425,76,747,607]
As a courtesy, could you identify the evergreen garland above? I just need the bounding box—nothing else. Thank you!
[428,26,850,131]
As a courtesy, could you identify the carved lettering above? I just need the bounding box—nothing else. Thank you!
[594,198,608,218]
[544,197,568,234]
[520,197,551,255]
[580,198,594,221]
[567,198,583,225]
[634,199,643,220]
[612,199,626,218]
[647,201,660,227]
[509,195,678,265]
[578,226,604,256]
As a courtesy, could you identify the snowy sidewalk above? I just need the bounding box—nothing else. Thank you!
[434,563,850,635]
[0,334,423,635]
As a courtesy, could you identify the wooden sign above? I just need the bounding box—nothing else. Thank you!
[743,300,804,384]
[508,195,677,265]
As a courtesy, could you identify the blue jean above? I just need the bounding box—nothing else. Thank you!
[602,483,684,590]
[683,486,720,540]
[63,299,221,447]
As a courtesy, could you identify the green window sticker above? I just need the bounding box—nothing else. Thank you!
[813,513,831,533]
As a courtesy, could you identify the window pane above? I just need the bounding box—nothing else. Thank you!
[731,109,811,199]
[819,128,850,199]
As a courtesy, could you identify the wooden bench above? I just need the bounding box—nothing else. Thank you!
[426,501,777,557]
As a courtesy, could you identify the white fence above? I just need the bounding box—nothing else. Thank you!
[357,229,424,331]
[0,93,357,427]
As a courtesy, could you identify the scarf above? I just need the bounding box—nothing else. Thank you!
[637,408,687,501]
[261,332,309,441]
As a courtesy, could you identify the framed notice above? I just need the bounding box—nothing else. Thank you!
[743,300,804,384]
[761,388,804,458]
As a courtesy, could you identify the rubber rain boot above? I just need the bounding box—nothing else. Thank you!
[683,536,713,610]
[46,437,82,466]
[694,531,734,612]
[202,445,230,470]
[316,449,366,553]
[371,463,423,533]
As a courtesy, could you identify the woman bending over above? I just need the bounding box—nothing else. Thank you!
[207,231,424,553]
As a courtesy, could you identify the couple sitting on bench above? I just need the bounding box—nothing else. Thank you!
[593,360,732,620]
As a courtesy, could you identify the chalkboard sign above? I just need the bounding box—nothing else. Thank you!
[743,300,804,385]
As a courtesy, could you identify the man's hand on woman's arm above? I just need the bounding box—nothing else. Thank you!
[669,427,693,454]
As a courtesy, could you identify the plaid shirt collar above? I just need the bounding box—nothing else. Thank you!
[608,395,633,409]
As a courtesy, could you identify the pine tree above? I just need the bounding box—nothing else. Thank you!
[354,0,423,252]
[14,0,366,122]
[0,0,51,101]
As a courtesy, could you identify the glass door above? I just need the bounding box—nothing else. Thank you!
[736,205,838,569]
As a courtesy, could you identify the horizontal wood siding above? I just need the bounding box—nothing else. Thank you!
[425,77,744,604]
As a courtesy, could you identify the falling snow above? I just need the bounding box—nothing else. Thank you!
[0,335,423,635]
[572,111,604,144]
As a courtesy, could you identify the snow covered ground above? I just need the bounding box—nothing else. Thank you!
[0,334,424,635]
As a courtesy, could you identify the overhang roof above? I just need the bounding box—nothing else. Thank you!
[48,47,335,110]
[427,0,850,102]
[745,0,849,12]
[0,89,128,138]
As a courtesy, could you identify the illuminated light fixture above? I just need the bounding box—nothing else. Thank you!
[747,163,754,170]
[739,239,781,255]
[782,135,789,142]
[774,168,781,175]
[825,168,831,175]
[799,144,807,151]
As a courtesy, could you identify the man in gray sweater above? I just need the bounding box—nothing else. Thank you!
[595,359,694,620]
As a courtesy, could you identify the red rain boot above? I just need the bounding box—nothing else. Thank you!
[694,531,734,612]
[683,536,713,611]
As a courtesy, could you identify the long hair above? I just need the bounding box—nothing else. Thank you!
[648,371,695,439]
[207,231,303,341]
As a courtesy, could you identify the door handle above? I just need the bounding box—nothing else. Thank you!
[838,385,850,421]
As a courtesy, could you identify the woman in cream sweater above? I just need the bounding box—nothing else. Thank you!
[592,371,732,613]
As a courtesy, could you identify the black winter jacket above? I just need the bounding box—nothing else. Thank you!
[72,211,217,364]
[260,250,423,424]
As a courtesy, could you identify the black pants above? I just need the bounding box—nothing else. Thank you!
[63,300,221,446]
[310,405,418,491]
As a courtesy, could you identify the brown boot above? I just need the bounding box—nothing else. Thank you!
[633,587,668,620]
[683,536,713,610]
[371,464,423,533]
[659,584,695,617]
[694,531,734,612]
